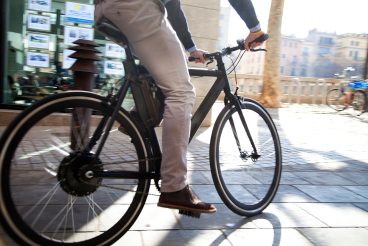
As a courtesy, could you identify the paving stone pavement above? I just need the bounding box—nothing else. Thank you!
[0,103,368,245]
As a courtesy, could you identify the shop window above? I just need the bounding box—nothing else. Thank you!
[5,0,125,106]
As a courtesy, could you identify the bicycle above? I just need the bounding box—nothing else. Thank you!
[326,80,367,115]
[0,18,282,245]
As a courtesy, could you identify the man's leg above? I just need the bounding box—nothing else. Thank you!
[97,0,216,213]
[100,0,192,192]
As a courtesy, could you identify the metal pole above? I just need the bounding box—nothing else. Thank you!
[54,9,61,75]
[363,36,368,80]
[0,0,9,104]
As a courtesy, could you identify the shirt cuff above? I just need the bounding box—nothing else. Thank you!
[187,46,197,53]
[249,23,261,33]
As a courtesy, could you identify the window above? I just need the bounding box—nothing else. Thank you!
[3,0,124,106]
[354,51,359,61]
[318,47,330,56]
[350,41,360,46]
[302,47,309,56]
[319,37,333,45]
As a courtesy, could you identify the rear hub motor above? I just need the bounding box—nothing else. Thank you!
[58,152,103,196]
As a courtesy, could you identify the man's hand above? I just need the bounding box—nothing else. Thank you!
[243,30,266,51]
[189,49,207,64]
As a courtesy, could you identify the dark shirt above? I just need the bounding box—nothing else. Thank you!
[165,0,196,51]
[164,0,260,52]
[228,0,260,31]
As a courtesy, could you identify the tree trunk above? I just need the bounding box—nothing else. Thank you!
[259,0,285,108]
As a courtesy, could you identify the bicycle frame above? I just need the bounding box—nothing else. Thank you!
[89,41,259,181]
[188,54,259,154]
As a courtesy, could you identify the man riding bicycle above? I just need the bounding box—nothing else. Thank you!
[94,0,266,215]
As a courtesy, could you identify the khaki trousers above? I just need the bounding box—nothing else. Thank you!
[95,0,195,192]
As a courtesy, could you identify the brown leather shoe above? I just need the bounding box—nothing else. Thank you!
[158,185,217,213]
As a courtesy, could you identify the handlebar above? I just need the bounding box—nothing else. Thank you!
[189,33,269,62]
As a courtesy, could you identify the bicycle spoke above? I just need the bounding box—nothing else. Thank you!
[23,182,61,222]
[42,196,76,233]
[210,99,281,216]
[1,94,150,244]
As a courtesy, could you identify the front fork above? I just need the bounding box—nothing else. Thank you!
[226,93,260,161]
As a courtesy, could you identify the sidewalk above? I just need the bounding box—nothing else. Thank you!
[1,103,368,245]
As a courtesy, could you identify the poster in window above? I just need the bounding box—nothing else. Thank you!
[28,0,52,12]
[27,33,50,49]
[27,14,51,32]
[65,2,94,24]
[62,49,76,69]
[104,60,124,76]
[105,43,125,59]
[26,52,49,68]
[64,26,94,45]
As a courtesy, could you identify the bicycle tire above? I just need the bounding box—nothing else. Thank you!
[326,88,346,111]
[0,91,151,245]
[210,98,282,217]
[352,90,367,113]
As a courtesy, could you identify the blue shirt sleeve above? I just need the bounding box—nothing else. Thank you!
[165,0,196,52]
[228,0,260,31]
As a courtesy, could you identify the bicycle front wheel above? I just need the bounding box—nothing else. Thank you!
[0,92,151,245]
[326,88,345,111]
[210,98,282,217]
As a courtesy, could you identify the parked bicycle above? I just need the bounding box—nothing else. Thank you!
[0,19,282,245]
[326,80,368,115]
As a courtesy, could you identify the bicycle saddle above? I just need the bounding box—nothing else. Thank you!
[94,17,128,48]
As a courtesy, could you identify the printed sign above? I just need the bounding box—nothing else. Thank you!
[27,33,50,49]
[26,52,49,68]
[28,0,51,12]
[62,49,76,69]
[64,26,94,45]
[104,60,124,76]
[105,43,125,59]
[65,2,94,24]
[27,14,51,32]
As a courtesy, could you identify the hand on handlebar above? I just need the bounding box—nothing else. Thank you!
[243,30,267,51]
[189,33,269,62]
[189,49,207,64]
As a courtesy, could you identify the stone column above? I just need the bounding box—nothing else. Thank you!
[182,0,220,126]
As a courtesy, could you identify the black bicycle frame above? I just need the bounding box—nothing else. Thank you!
[188,54,259,155]
[92,48,259,180]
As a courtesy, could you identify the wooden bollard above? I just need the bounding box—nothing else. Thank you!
[68,39,101,151]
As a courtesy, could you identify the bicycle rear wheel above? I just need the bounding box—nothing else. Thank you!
[352,90,367,114]
[326,88,345,111]
[210,98,282,217]
[0,92,151,245]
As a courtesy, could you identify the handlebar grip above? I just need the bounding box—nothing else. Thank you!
[237,33,270,50]
[251,33,269,44]
[188,56,196,62]
[188,53,210,62]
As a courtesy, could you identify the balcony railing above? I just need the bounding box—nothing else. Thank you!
[228,74,343,104]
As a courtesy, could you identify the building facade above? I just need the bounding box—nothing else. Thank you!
[335,33,368,77]
[238,28,367,79]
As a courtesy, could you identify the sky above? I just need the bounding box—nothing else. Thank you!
[223,0,368,39]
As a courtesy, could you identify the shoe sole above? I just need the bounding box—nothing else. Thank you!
[157,202,217,214]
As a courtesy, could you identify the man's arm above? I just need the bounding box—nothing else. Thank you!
[228,0,261,32]
[228,0,266,50]
[165,0,196,53]
[165,0,206,63]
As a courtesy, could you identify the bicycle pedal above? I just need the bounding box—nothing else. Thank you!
[178,209,201,219]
